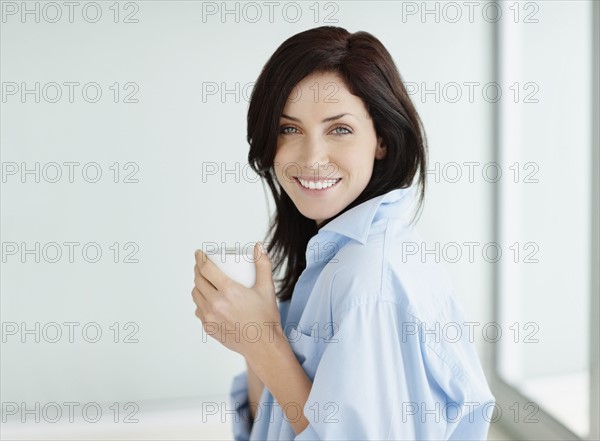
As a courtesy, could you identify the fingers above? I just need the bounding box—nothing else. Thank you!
[192,258,218,323]
[195,250,228,291]
[194,263,218,296]
[253,242,274,293]
[192,287,208,322]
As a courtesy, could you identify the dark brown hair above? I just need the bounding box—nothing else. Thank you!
[247,26,428,302]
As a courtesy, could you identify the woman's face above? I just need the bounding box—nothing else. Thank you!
[273,71,387,227]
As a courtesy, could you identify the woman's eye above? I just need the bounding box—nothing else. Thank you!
[279,125,351,135]
[279,126,298,135]
[332,125,351,135]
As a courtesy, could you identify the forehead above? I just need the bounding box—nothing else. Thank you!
[282,71,367,116]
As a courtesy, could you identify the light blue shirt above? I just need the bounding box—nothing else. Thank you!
[229,185,495,440]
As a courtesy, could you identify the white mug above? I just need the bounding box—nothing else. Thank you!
[204,246,257,289]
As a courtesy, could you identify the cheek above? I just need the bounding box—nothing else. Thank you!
[273,153,287,184]
[274,151,296,177]
[339,150,373,176]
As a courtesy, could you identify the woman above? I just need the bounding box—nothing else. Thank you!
[192,26,495,440]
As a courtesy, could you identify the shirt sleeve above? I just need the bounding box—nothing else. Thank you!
[228,299,291,441]
[293,299,493,441]
[229,369,252,441]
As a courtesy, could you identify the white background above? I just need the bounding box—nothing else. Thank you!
[2,1,592,439]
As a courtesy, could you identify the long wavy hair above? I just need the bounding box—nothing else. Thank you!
[247,26,428,302]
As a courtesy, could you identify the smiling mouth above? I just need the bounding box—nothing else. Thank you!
[294,177,342,191]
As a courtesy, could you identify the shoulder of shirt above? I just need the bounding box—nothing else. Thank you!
[324,194,454,321]
[327,234,493,404]
[314,185,418,313]
[314,187,493,404]
[326,236,493,400]
[326,216,456,326]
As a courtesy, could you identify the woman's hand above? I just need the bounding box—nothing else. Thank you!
[191,242,283,361]
[192,242,313,435]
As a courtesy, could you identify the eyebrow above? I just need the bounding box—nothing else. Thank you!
[280,113,354,123]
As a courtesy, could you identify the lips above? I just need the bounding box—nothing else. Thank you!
[294,177,341,192]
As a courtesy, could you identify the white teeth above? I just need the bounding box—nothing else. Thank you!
[297,178,340,190]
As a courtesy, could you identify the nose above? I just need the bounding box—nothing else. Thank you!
[298,135,332,178]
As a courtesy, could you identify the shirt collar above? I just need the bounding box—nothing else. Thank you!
[318,184,419,245]
[292,185,420,325]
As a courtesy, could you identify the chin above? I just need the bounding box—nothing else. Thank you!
[305,210,337,223]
